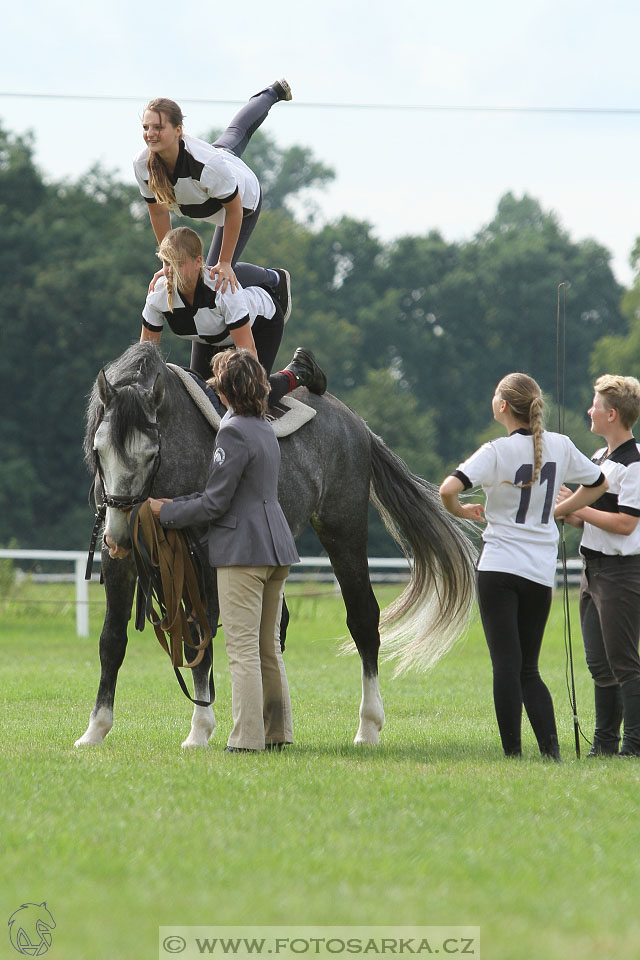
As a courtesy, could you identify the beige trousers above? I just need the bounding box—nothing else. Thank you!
[217,564,293,750]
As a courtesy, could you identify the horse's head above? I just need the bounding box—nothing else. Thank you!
[87,344,166,558]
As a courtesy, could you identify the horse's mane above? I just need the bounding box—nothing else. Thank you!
[84,342,166,472]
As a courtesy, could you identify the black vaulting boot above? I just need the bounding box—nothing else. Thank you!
[587,683,623,756]
[283,348,327,395]
[270,78,293,102]
[619,678,640,757]
[272,268,292,324]
[253,78,293,102]
[539,734,561,762]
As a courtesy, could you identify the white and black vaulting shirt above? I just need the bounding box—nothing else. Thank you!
[133,135,260,226]
[142,273,275,346]
[580,438,640,557]
[453,429,604,586]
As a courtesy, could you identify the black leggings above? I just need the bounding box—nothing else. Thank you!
[476,570,557,756]
[191,87,281,376]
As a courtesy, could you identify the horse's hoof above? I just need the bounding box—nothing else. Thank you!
[354,724,381,746]
[181,734,212,749]
[74,732,103,747]
[74,708,113,746]
[182,711,215,749]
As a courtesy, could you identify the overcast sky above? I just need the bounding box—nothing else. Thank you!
[2,0,639,285]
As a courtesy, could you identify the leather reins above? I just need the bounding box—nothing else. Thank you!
[128,500,215,707]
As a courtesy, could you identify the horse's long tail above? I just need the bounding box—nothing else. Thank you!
[368,431,477,674]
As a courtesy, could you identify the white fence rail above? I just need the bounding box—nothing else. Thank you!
[0,549,584,638]
[0,549,92,637]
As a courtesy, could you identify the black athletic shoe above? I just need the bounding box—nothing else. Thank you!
[284,347,327,395]
[270,78,292,102]
[272,268,292,324]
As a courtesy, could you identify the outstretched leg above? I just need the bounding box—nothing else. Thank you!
[206,81,290,276]
[315,521,385,745]
[75,551,137,746]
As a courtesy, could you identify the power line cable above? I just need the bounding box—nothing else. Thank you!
[1,91,640,115]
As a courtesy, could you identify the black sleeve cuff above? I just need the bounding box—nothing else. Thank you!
[144,195,156,204]
[452,469,472,491]
[219,186,239,204]
[618,505,640,517]
[142,319,163,332]
[586,471,606,488]
[226,315,250,330]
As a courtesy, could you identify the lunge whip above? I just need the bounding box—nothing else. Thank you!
[556,281,581,758]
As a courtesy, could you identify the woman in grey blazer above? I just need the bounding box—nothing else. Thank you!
[149,349,299,752]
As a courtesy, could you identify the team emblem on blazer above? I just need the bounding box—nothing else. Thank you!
[214,448,226,465]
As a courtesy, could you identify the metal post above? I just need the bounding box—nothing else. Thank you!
[75,557,89,637]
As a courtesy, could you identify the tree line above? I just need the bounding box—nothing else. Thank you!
[0,122,633,553]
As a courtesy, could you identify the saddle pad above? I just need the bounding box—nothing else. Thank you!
[167,363,317,437]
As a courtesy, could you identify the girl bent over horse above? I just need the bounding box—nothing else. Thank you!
[141,226,326,401]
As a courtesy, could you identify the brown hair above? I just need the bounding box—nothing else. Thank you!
[209,349,269,418]
[497,373,546,487]
[594,375,640,430]
[157,227,203,311]
[143,98,185,209]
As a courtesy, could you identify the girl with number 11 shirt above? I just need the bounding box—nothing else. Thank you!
[440,373,607,760]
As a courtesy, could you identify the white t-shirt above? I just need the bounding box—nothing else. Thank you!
[455,429,603,586]
[580,439,640,556]
[133,135,260,226]
[142,273,275,345]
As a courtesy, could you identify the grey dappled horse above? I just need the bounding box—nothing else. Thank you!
[76,343,475,748]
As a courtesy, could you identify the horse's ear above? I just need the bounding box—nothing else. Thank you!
[97,369,115,406]
[152,371,165,409]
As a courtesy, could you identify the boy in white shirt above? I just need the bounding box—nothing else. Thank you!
[558,375,640,757]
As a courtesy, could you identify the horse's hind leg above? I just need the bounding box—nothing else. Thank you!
[74,552,137,746]
[315,526,385,745]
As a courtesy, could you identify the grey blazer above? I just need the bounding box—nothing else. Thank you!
[160,412,299,568]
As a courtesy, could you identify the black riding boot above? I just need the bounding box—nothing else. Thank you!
[587,683,623,756]
[619,678,640,757]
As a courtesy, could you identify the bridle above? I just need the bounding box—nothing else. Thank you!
[85,414,162,580]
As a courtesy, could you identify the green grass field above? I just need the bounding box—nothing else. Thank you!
[1,580,639,960]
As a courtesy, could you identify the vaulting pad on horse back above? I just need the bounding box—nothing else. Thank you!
[167,363,317,438]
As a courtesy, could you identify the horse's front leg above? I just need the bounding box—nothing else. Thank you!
[182,565,218,748]
[181,644,216,748]
[75,551,137,746]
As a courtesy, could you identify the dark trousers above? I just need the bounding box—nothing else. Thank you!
[191,88,280,376]
[476,570,557,755]
[189,303,288,405]
[580,555,640,686]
